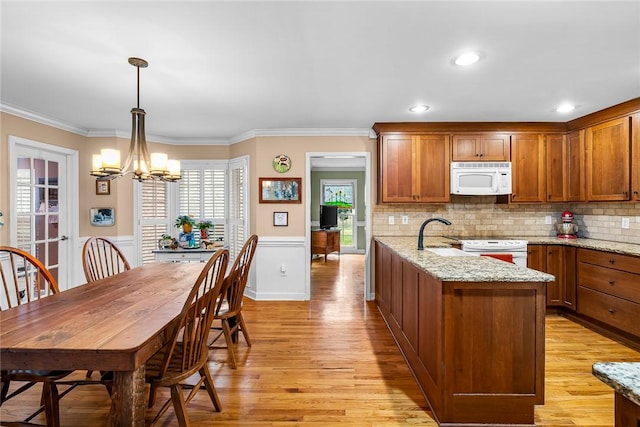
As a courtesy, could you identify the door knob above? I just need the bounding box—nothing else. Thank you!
[60,235,69,241]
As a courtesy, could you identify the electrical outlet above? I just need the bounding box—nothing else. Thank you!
[621,217,630,229]
[401,215,409,225]
[388,215,395,225]
[545,216,552,225]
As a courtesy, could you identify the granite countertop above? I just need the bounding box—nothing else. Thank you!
[449,236,640,257]
[592,362,640,406]
[375,236,554,283]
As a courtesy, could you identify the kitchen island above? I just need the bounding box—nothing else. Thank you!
[374,236,554,427]
[592,362,640,426]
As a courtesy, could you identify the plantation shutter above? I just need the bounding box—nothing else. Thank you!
[228,157,248,261]
[139,179,170,265]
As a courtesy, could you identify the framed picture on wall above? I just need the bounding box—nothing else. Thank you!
[90,207,115,226]
[96,179,110,195]
[259,177,301,203]
[273,211,288,226]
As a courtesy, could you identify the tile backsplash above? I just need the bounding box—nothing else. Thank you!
[373,196,640,245]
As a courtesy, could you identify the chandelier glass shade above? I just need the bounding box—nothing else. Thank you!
[90,57,180,182]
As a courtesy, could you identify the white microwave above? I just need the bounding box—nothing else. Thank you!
[450,162,512,195]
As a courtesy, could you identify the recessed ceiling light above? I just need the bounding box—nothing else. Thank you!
[409,105,429,113]
[556,103,575,113]
[454,52,480,66]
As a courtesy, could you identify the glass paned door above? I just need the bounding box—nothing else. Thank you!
[12,148,69,290]
[321,180,356,250]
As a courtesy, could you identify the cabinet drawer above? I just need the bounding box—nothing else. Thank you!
[578,249,640,275]
[578,287,640,337]
[578,263,640,303]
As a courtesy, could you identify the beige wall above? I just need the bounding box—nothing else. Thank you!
[252,135,375,236]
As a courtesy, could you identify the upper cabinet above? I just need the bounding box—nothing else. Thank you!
[632,113,640,201]
[545,131,586,203]
[585,117,630,201]
[379,134,450,203]
[510,134,546,203]
[451,133,510,161]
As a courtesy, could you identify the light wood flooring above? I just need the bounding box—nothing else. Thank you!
[1,254,639,426]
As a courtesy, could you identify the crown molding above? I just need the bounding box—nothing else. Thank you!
[2,103,375,145]
[1,102,90,136]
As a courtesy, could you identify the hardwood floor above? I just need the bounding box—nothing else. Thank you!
[1,254,638,426]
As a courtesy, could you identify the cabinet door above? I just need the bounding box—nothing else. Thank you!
[452,134,480,161]
[511,134,546,203]
[527,245,546,272]
[565,130,586,202]
[562,246,577,310]
[586,117,630,201]
[632,113,640,201]
[415,134,450,202]
[481,134,510,161]
[545,134,565,202]
[546,246,564,307]
[452,134,509,161]
[380,135,415,202]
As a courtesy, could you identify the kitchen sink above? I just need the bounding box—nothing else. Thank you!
[425,247,477,257]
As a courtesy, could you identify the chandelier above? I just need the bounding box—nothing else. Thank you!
[90,57,180,182]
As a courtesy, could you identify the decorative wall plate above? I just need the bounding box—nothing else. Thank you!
[272,154,291,173]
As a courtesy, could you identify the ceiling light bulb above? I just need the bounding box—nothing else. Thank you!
[409,105,429,113]
[556,103,575,113]
[454,52,480,66]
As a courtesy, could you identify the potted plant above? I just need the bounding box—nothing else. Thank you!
[175,215,195,234]
[196,219,213,240]
[159,233,173,249]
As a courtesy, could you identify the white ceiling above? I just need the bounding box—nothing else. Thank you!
[1,1,639,145]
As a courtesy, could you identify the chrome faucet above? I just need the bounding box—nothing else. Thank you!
[417,217,452,250]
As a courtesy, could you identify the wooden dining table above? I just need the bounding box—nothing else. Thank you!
[0,262,207,426]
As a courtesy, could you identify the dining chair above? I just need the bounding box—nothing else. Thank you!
[82,237,131,283]
[0,246,75,426]
[208,234,258,369]
[145,248,229,426]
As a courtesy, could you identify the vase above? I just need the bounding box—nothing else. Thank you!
[200,229,208,240]
[182,223,193,234]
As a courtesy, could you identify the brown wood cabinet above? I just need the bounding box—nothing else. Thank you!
[451,133,510,161]
[632,112,640,201]
[375,241,546,426]
[545,131,585,202]
[577,249,640,338]
[615,393,640,427]
[379,134,450,203]
[510,133,546,203]
[585,117,631,201]
[527,244,576,309]
[311,229,340,261]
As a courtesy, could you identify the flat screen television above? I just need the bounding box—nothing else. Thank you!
[319,205,338,229]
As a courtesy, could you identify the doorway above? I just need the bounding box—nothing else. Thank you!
[306,152,372,300]
[320,179,357,251]
[8,136,79,290]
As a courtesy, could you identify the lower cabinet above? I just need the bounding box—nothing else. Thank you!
[374,241,546,426]
[527,244,576,309]
[577,249,640,339]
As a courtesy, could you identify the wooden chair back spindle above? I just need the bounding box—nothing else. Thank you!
[82,237,131,283]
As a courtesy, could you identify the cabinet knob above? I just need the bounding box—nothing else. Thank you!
[609,258,615,264]
[479,153,484,157]
[608,308,615,314]
[609,281,615,286]
[475,153,480,157]
[634,190,639,195]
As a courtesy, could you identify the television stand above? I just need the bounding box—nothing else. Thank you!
[311,229,340,261]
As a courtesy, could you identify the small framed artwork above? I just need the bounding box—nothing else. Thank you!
[96,179,110,195]
[273,211,288,226]
[259,177,301,203]
[90,207,115,226]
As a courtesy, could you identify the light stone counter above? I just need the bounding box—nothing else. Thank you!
[592,362,640,406]
[375,236,554,282]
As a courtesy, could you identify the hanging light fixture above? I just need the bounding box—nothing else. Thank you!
[90,57,181,182]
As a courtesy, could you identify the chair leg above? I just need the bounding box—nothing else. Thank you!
[0,379,9,404]
[221,319,237,369]
[199,365,222,412]
[148,384,157,409]
[236,313,251,347]
[170,384,191,427]
[42,382,61,427]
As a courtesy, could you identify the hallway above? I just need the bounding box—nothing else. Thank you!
[1,254,638,426]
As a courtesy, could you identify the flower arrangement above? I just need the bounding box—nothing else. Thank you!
[196,220,213,230]
[174,215,195,228]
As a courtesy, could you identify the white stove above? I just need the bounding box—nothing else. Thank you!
[460,240,528,267]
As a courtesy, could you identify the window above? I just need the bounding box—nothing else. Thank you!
[321,180,356,249]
